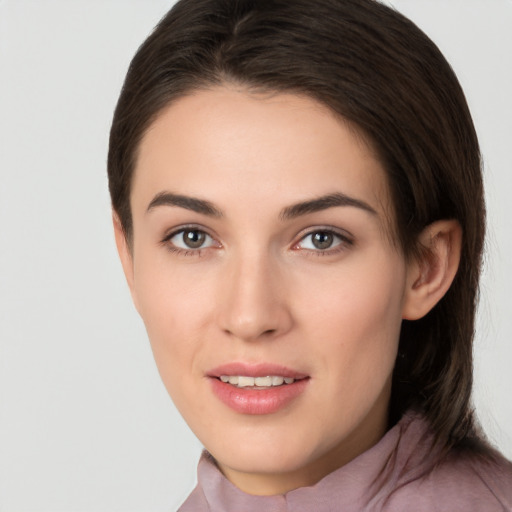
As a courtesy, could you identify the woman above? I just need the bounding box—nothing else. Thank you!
[108,0,512,509]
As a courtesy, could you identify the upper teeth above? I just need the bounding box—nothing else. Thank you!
[219,375,295,387]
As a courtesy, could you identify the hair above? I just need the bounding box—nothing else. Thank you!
[108,0,486,453]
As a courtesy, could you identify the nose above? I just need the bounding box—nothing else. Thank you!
[216,251,293,342]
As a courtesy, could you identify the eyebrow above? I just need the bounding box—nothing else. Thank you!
[146,192,223,217]
[279,192,377,220]
[146,190,377,219]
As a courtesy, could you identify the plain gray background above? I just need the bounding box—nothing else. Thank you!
[0,1,511,510]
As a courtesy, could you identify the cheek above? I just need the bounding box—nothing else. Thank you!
[300,252,406,376]
[132,257,216,385]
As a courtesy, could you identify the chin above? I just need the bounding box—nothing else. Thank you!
[207,429,324,475]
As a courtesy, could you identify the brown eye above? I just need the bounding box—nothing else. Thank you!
[182,230,206,248]
[167,229,214,250]
[296,229,349,252]
[312,231,334,250]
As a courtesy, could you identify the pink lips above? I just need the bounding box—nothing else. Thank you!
[207,363,309,415]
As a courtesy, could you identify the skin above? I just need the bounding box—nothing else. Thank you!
[115,87,461,495]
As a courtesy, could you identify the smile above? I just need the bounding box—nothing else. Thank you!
[208,363,310,415]
[219,375,296,388]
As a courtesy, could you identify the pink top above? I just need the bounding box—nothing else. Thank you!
[178,412,512,511]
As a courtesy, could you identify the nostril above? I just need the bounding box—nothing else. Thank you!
[222,326,278,341]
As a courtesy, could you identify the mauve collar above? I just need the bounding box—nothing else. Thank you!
[181,411,438,512]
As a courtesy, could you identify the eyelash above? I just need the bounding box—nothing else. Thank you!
[293,227,353,257]
[160,225,218,257]
[160,226,353,257]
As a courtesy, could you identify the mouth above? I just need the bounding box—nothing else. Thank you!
[218,374,299,388]
[207,363,310,414]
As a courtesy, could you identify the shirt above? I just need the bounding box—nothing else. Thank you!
[178,411,512,511]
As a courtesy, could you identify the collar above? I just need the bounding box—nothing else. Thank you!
[181,411,438,512]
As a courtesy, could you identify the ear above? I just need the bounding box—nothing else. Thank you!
[402,220,462,320]
[112,212,139,311]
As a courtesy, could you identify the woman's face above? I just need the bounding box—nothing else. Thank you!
[121,87,416,495]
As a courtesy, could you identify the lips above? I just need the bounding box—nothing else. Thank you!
[207,362,310,415]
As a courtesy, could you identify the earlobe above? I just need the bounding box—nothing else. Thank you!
[402,220,462,320]
[112,212,139,310]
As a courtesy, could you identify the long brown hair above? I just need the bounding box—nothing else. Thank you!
[108,0,486,452]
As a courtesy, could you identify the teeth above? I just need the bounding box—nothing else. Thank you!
[237,376,254,388]
[219,375,296,388]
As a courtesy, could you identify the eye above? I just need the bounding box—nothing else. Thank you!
[296,229,349,251]
[166,228,216,250]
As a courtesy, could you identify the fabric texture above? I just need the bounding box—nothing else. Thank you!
[178,412,512,511]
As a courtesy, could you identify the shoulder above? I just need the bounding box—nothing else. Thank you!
[383,448,512,512]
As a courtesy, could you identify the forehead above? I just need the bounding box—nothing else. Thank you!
[133,87,394,231]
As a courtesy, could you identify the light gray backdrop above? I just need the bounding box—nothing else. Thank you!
[0,1,511,510]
